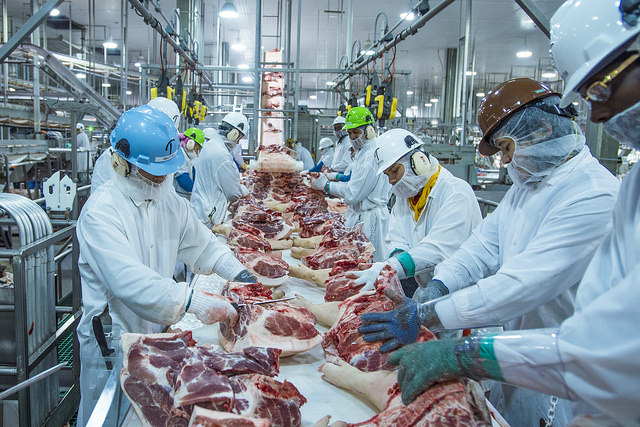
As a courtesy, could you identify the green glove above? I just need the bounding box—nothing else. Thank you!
[387,336,504,405]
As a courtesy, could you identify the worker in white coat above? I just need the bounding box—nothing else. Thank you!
[91,96,181,193]
[76,105,256,425]
[230,139,247,172]
[360,78,620,427]
[190,113,249,227]
[308,137,335,172]
[285,138,314,169]
[351,129,482,297]
[311,107,391,261]
[174,127,204,199]
[382,2,640,425]
[330,115,352,173]
[75,123,91,178]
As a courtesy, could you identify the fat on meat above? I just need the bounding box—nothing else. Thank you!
[228,224,272,252]
[324,260,371,302]
[234,248,288,279]
[188,407,270,427]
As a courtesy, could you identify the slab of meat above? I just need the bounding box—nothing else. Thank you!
[298,212,345,238]
[303,245,370,270]
[234,248,288,279]
[232,204,292,240]
[219,283,322,356]
[318,225,371,251]
[262,96,283,110]
[121,331,304,427]
[189,407,270,427]
[324,260,371,302]
[263,72,284,81]
[228,225,272,252]
[322,266,433,372]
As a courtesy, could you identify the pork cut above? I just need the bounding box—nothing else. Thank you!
[219,282,322,356]
[298,212,345,238]
[228,224,272,252]
[188,407,270,427]
[232,204,292,240]
[323,260,371,302]
[233,248,288,279]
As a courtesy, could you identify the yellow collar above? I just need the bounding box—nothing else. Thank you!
[408,165,441,222]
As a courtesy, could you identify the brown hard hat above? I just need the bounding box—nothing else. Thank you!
[477,78,560,156]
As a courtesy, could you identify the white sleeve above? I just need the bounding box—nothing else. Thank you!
[329,152,377,205]
[385,204,411,257]
[217,158,249,202]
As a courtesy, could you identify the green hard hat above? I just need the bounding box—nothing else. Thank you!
[343,106,374,130]
[184,127,205,146]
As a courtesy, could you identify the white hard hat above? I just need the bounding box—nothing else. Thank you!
[551,0,640,107]
[147,96,181,130]
[203,127,217,142]
[373,128,423,175]
[319,137,334,150]
[76,123,84,131]
[222,112,249,136]
[332,115,346,126]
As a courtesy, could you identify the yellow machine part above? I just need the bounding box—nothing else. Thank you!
[389,97,397,119]
[166,86,175,100]
[374,95,384,119]
[365,85,372,107]
[181,90,187,113]
[199,105,208,121]
[150,87,158,99]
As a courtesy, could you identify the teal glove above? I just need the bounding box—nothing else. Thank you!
[387,337,504,405]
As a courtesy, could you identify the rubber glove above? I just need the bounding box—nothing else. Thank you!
[388,336,503,405]
[234,269,257,283]
[350,262,388,292]
[311,174,329,191]
[187,290,239,325]
[325,172,339,181]
[412,279,449,304]
[359,287,444,352]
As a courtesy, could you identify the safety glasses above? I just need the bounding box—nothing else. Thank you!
[583,52,640,103]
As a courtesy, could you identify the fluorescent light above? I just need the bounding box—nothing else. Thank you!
[425,103,432,107]
[411,105,418,110]
[541,71,557,79]
[429,98,439,103]
[237,64,250,69]
[232,41,245,51]
[126,90,132,95]
[101,82,111,88]
[103,38,118,49]
[75,72,86,79]
[309,95,317,100]
[400,12,415,20]
[465,71,477,76]
[431,119,438,125]
[242,76,253,83]
[134,62,141,67]
[516,50,532,58]
[50,8,61,16]
[326,81,337,86]
[476,92,485,97]
[8,87,15,92]
[572,101,579,106]
[406,90,414,95]
[360,50,375,56]
[219,0,239,19]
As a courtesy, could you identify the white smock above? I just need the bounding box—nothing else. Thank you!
[230,141,244,169]
[296,143,314,169]
[319,147,334,169]
[77,130,91,173]
[90,149,112,194]
[76,173,246,425]
[331,134,352,173]
[173,147,196,199]
[190,133,249,227]
[328,140,391,261]
[432,146,620,426]
[386,166,482,285]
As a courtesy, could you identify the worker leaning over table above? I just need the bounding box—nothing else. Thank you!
[350,128,482,298]
[308,137,335,172]
[311,106,391,261]
[76,105,256,425]
[190,112,250,227]
[359,78,620,427]
[376,1,640,425]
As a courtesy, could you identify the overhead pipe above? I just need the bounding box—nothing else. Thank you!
[333,0,456,87]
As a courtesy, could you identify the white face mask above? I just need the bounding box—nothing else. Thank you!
[112,165,174,201]
[604,99,640,150]
[390,161,432,199]
[351,136,366,150]
[334,129,347,139]
[184,149,197,160]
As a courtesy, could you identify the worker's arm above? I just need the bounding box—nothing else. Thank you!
[217,158,249,202]
[308,161,324,173]
[175,172,194,192]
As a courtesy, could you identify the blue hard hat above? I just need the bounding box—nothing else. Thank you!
[110,105,184,176]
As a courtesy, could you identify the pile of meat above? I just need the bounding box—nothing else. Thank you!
[303,225,374,270]
[219,282,322,356]
[120,331,306,427]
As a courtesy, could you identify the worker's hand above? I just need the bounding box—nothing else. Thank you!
[388,338,491,405]
[412,279,449,304]
[325,172,339,181]
[234,269,257,283]
[348,262,390,292]
[359,287,422,352]
[187,290,238,325]
[311,174,329,191]
[240,163,249,171]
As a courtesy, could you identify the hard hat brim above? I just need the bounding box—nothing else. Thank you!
[134,147,185,176]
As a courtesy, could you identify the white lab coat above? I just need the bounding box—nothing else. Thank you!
[386,166,482,285]
[76,177,245,425]
[173,147,196,199]
[190,133,249,227]
[331,135,352,173]
[319,147,334,169]
[329,140,391,261]
[432,147,620,426]
[90,149,112,194]
[231,142,244,169]
[296,143,314,169]
[76,131,91,173]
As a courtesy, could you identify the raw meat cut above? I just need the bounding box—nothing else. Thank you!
[324,260,371,302]
[233,248,288,279]
[189,407,270,427]
[303,225,374,270]
[228,224,272,252]
[219,282,322,356]
[298,212,344,238]
[232,204,292,240]
[121,331,306,427]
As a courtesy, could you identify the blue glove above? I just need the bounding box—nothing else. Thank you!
[413,279,449,304]
[234,269,257,283]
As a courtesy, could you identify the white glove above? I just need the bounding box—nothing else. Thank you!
[350,262,388,292]
[311,174,329,191]
[300,170,309,176]
[325,172,339,181]
[187,290,238,325]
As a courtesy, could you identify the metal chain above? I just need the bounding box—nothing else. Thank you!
[545,395,559,427]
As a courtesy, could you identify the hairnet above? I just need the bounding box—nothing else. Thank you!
[490,96,586,187]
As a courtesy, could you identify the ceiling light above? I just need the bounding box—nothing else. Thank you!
[326,81,337,86]
[219,0,239,19]
[242,76,253,83]
[360,49,375,56]
[231,37,245,51]
[101,82,111,88]
[103,37,118,49]
[75,72,86,79]
[425,103,432,107]
[8,87,15,92]
[126,90,132,95]
[516,50,532,58]
[465,71,477,76]
[406,90,414,95]
[411,105,418,110]
[429,98,439,103]
[541,71,557,79]
[309,95,317,100]
[134,62,141,67]
[476,92,485,97]
[400,12,415,21]
[572,101,579,106]
[237,64,250,69]
[50,8,61,17]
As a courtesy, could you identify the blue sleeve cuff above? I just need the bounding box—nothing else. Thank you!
[337,172,351,182]
[309,161,324,173]
[176,172,194,192]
